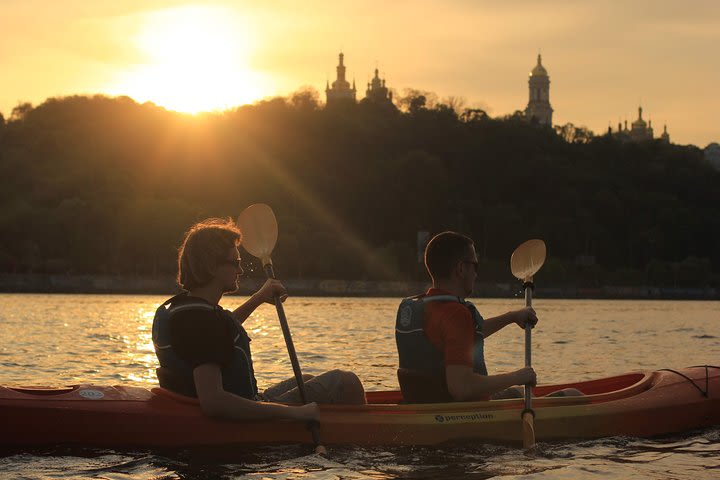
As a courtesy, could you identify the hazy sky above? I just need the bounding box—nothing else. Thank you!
[1,0,718,146]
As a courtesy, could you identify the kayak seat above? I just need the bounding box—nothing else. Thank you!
[156,367,197,398]
[397,368,454,403]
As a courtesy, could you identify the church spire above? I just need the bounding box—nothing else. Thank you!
[661,124,670,143]
[337,52,346,82]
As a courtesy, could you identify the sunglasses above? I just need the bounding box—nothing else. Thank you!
[218,258,242,268]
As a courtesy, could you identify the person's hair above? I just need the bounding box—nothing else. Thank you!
[424,231,474,280]
[177,217,242,291]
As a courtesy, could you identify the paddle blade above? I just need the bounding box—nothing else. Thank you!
[511,239,547,282]
[522,411,536,450]
[237,204,278,265]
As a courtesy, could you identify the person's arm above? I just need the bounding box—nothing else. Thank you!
[231,279,288,325]
[483,307,538,338]
[438,305,535,401]
[193,363,319,421]
[445,365,536,401]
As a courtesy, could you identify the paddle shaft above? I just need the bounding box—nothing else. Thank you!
[263,263,325,452]
[263,263,309,404]
[524,281,534,410]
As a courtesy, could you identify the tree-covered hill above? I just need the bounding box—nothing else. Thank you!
[1,93,717,287]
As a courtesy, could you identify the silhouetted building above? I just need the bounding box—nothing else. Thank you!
[660,124,670,143]
[325,52,356,106]
[705,143,720,171]
[609,106,670,143]
[363,68,393,106]
[630,106,653,142]
[525,54,553,125]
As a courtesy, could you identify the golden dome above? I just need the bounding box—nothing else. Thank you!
[530,54,548,76]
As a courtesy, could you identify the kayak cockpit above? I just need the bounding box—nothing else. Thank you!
[533,372,647,396]
[364,371,651,406]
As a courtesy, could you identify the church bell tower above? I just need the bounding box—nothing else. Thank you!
[325,52,357,106]
[525,54,553,126]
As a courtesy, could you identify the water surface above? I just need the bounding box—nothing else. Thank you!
[1,294,718,478]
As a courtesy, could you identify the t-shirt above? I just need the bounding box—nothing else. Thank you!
[168,296,234,368]
[423,288,475,368]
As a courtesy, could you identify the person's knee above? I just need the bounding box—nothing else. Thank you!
[334,370,366,405]
[491,386,524,400]
[545,387,584,398]
[560,388,584,397]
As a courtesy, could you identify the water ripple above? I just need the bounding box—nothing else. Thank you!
[1,295,720,478]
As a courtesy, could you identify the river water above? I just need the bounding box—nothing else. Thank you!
[0,294,718,479]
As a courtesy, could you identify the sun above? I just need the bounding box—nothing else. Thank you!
[111,6,270,113]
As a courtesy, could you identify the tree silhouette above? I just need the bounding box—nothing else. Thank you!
[0,93,717,288]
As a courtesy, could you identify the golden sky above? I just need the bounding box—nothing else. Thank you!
[1,0,718,146]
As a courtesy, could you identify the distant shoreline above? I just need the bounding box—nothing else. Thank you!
[0,273,717,300]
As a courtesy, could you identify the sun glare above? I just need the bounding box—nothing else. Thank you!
[111,6,270,113]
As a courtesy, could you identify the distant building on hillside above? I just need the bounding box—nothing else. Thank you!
[525,54,553,126]
[325,52,357,106]
[705,143,720,171]
[660,124,670,143]
[362,68,394,107]
[608,106,670,143]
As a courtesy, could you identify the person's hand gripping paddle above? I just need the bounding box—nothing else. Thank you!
[510,239,546,451]
[237,203,326,454]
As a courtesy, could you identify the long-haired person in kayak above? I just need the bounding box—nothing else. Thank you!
[152,218,366,422]
[396,231,580,402]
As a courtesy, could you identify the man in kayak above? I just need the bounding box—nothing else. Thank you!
[152,218,366,422]
[396,231,580,402]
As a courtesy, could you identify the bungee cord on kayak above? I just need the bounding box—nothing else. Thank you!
[660,365,720,398]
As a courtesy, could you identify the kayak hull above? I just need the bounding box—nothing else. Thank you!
[1,366,718,447]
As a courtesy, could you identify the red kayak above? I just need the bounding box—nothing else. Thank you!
[1,366,718,447]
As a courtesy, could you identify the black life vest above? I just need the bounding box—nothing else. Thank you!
[152,294,258,399]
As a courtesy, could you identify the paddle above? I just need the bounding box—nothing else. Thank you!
[237,203,326,454]
[510,239,547,451]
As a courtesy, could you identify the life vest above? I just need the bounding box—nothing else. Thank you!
[152,294,258,399]
[395,294,488,402]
